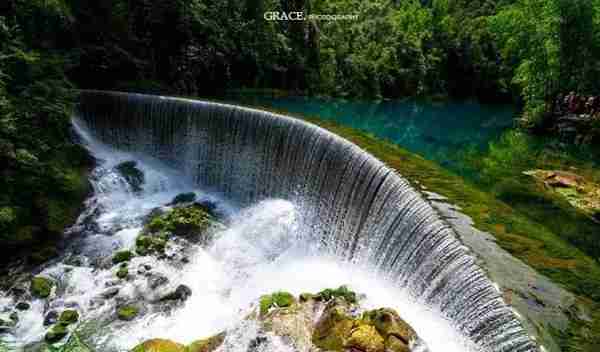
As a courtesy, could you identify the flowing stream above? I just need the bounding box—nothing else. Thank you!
[0,92,537,352]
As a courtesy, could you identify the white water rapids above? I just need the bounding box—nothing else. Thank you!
[0,118,487,352]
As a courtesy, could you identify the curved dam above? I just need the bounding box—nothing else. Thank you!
[75,91,537,352]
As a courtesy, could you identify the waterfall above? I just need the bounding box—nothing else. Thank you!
[75,90,537,352]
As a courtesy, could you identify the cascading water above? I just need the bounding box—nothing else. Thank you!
[72,91,538,352]
[0,90,537,352]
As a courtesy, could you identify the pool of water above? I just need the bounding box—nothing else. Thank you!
[228,95,516,172]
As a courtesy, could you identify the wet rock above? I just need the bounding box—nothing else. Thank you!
[30,276,53,298]
[59,310,79,325]
[102,287,120,299]
[117,266,129,280]
[160,285,192,302]
[0,313,18,332]
[112,250,134,264]
[117,305,139,321]
[44,310,59,326]
[346,324,385,352]
[312,300,356,350]
[148,273,169,290]
[169,192,196,205]
[45,324,69,343]
[15,301,30,311]
[187,332,226,352]
[115,161,145,192]
[142,204,220,242]
[362,308,416,344]
[130,338,186,352]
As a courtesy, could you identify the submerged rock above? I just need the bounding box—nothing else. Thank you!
[31,276,54,298]
[130,338,186,352]
[115,161,145,192]
[44,310,59,326]
[160,285,192,302]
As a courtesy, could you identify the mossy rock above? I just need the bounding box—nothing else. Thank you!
[315,285,357,304]
[144,205,217,240]
[135,234,167,256]
[130,339,186,352]
[59,310,79,325]
[45,324,68,343]
[312,303,355,350]
[346,324,385,352]
[117,305,139,321]
[116,266,129,279]
[115,161,145,192]
[31,276,53,298]
[259,291,295,315]
[113,250,134,264]
[186,332,226,352]
[361,308,416,344]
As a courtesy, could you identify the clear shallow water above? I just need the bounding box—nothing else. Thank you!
[227,95,515,171]
[0,118,485,352]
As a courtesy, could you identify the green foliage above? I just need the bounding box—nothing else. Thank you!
[259,291,295,315]
[316,285,358,304]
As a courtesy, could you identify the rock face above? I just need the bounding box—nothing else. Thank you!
[524,169,600,222]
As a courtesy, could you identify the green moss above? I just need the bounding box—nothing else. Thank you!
[135,234,167,256]
[316,286,357,304]
[30,276,53,298]
[186,333,226,352]
[145,205,215,238]
[45,323,68,343]
[259,291,295,315]
[58,310,79,325]
[112,250,134,264]
[130,339,185,352]
[117,305,139,321]
[116,266,129,279]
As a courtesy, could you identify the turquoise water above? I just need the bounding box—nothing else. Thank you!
[228,95,515,171]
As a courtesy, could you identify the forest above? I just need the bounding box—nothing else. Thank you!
[1,0,600,268]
